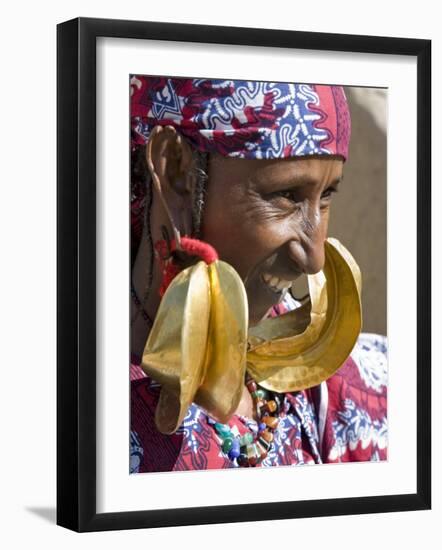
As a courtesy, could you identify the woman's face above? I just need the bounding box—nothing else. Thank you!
[201,153,344,325]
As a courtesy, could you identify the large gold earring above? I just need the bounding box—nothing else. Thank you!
[142,258,248,434]
[246,238,362,392]
[141,237,361,434]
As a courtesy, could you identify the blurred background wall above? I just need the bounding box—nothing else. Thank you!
[328,87,387,335]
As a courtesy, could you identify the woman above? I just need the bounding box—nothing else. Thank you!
[130,77,387,472]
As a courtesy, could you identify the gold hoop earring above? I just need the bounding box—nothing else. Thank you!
[246,238,362,392]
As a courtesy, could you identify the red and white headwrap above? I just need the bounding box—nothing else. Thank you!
[131,76,350,160]
[130,76,351,255]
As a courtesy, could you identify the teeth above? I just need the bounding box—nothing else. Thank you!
[261,273,292,292]
[276,279,291,290]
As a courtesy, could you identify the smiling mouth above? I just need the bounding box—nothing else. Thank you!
[260,273,294,294]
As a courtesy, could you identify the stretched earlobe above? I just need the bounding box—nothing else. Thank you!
[146,125,195,245]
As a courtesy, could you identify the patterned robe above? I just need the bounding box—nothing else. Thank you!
[130,330,387,473]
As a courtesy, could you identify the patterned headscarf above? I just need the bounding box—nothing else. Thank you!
[131,76,350,160]
[130,76,351,257]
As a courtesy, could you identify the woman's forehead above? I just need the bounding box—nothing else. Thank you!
[209,154,344,187]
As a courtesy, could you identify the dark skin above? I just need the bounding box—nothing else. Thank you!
[131,126,344,419]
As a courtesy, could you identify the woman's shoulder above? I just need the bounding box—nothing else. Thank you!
[326,332,388,403]
[349,332,388,390]
[321,333,388,462]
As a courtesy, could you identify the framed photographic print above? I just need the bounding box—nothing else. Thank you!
[57,17,431,532]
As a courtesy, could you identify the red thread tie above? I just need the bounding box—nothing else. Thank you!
[176,237,218,265]
[155,237,219,296]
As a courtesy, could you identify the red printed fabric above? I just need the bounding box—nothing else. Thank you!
[130,77,351,161]
[130,333,387,473]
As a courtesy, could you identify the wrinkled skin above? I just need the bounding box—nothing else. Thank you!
[202,152,343,325]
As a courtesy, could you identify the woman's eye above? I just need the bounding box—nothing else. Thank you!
[273,190,300,203]
[269,186,338,206]
[321,187,338,200]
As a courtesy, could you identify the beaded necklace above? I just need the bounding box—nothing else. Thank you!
[209,376,284,467]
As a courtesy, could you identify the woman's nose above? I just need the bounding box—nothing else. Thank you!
[287,207,326,275]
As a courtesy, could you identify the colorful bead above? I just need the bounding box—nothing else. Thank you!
[240,432,254,446]
[263,416,279,430]
[255,389,267,400]
[257,439,270,454]
[265,400,277,413]
[246,444,259,459]
[228,440,240,459]
[228,449,240,460]
[258,436,271,451]
[230,425,241,437]
[246,380,257,393]
[210,376,282,468]
[253,443,261,457]
[261,431,274,443]
[237,453,249,467]
[214,423,231,437]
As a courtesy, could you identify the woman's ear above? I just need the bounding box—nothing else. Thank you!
[146,125,195,237]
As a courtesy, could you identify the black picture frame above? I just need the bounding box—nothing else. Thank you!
[57,17,431,532]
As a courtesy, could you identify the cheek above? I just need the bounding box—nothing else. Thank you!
[201,185,331,279]
[202,201,249,270]
[319,208,331,237]
[202,204,298,279]
[201,210,262,277]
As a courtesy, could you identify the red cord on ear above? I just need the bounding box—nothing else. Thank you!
[154,236,219,297]
[176,237,218,264]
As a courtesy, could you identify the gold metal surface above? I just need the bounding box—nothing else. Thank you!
[195,261,248,423]
[247,238,362,392]
[141,261,211,434]
[141,238,362,434]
